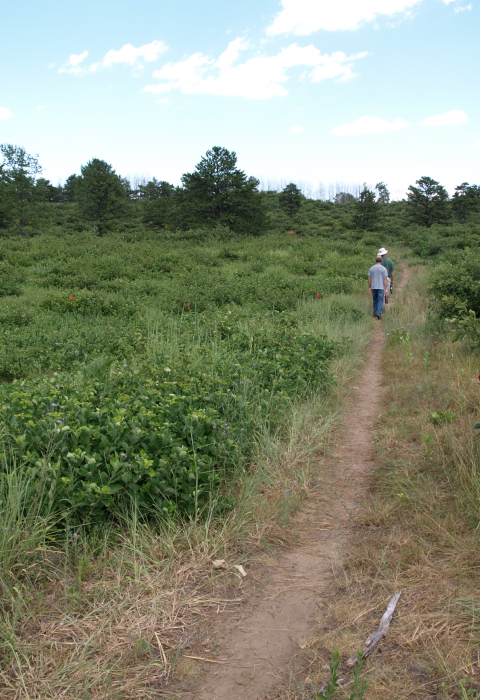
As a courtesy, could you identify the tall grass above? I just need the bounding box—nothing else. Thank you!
[300,269,480,700]
[0,454,56,591]
[382,270,480,527]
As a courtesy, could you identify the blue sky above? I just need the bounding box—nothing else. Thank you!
[1,0,478,198]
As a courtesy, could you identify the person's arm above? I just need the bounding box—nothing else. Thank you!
[368,273,372,293]
[384,272,388,296]
[390,268,394,284]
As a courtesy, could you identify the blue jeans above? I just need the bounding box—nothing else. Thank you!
[372,289,384,317]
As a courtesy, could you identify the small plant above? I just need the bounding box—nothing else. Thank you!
[388,327,411,348]
[428,410,458,425]
[317,649,340,699]
[317,650,367,700]
[458,677,480,699]
[422,432,433,458]
[349,652,368,700]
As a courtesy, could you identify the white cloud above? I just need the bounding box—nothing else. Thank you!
[36,105,47,111]
[474,140,480,147]
[70,50,88,66]
[290,125,304,133]
[311,50,367,81]
[94,40,167,70]
[59,41,167,75]
[0,107,14,120]
[58,50,89,74]
[143,38,366,100]
[331,115,410,135]
[422,109,468,126]
[267,0,422,34]
[443,0,473,9]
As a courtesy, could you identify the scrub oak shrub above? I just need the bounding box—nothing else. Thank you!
[0,265,24,296]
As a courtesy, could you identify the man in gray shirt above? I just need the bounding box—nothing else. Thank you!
[368,256,388,319]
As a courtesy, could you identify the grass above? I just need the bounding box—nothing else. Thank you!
[286,268,480,700]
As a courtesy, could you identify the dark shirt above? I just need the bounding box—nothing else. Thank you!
[382,257,394,276]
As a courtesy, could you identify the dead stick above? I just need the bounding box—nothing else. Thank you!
[183,654,251,668]
[346,592,401,667]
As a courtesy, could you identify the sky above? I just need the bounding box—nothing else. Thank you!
[1,0,478,198]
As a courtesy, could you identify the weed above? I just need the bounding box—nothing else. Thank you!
[316,650,367,700]
[458,677,480,699]
[388,326,411,347]
[428,409,457,425]
[316,649,340,699]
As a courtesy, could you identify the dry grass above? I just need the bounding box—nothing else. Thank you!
[281,269,480,700]
[0,297,374,699]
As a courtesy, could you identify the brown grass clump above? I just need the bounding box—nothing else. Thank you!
[295,271,480,700]
[0,518,250,699]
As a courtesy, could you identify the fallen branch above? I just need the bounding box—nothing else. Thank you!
[346,592,401,667]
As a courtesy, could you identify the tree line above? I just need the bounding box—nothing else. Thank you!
[1,142,479,236]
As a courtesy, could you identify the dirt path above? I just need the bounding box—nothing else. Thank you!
[190,268,410,700]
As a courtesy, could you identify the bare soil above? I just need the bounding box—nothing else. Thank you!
[184,270,410,700]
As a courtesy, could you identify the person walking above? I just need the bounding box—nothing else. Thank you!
[378,247,394,302]
[368,255,388,319]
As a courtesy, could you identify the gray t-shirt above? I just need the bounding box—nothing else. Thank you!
[368,264,388,290]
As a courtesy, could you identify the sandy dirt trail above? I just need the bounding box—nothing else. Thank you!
[189,268,410,700]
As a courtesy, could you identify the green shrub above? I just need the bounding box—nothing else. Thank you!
[0,373,228,520]
[0,265,24,296]
[328,301,364,321]
[41,289,137,316]
[0,225,374,527]
[445,302,480,349]
[428,253,480,316]
[0,318,147,380]
[0,302,33,327]
[0,323,336,523]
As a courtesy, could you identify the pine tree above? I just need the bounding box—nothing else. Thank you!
[375,182,390,204]
[179,146,267,235]
[62,174,79,202]
[278,183,303,218]
[452,182,480,223]
[353,187,379,230]
[139,178,176,228]
[0,144,42,234]
[406,176,450,227]
[75,159,129,235]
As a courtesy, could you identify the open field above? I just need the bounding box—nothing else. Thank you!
[0,220,380,698]
[1,184,480,698]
